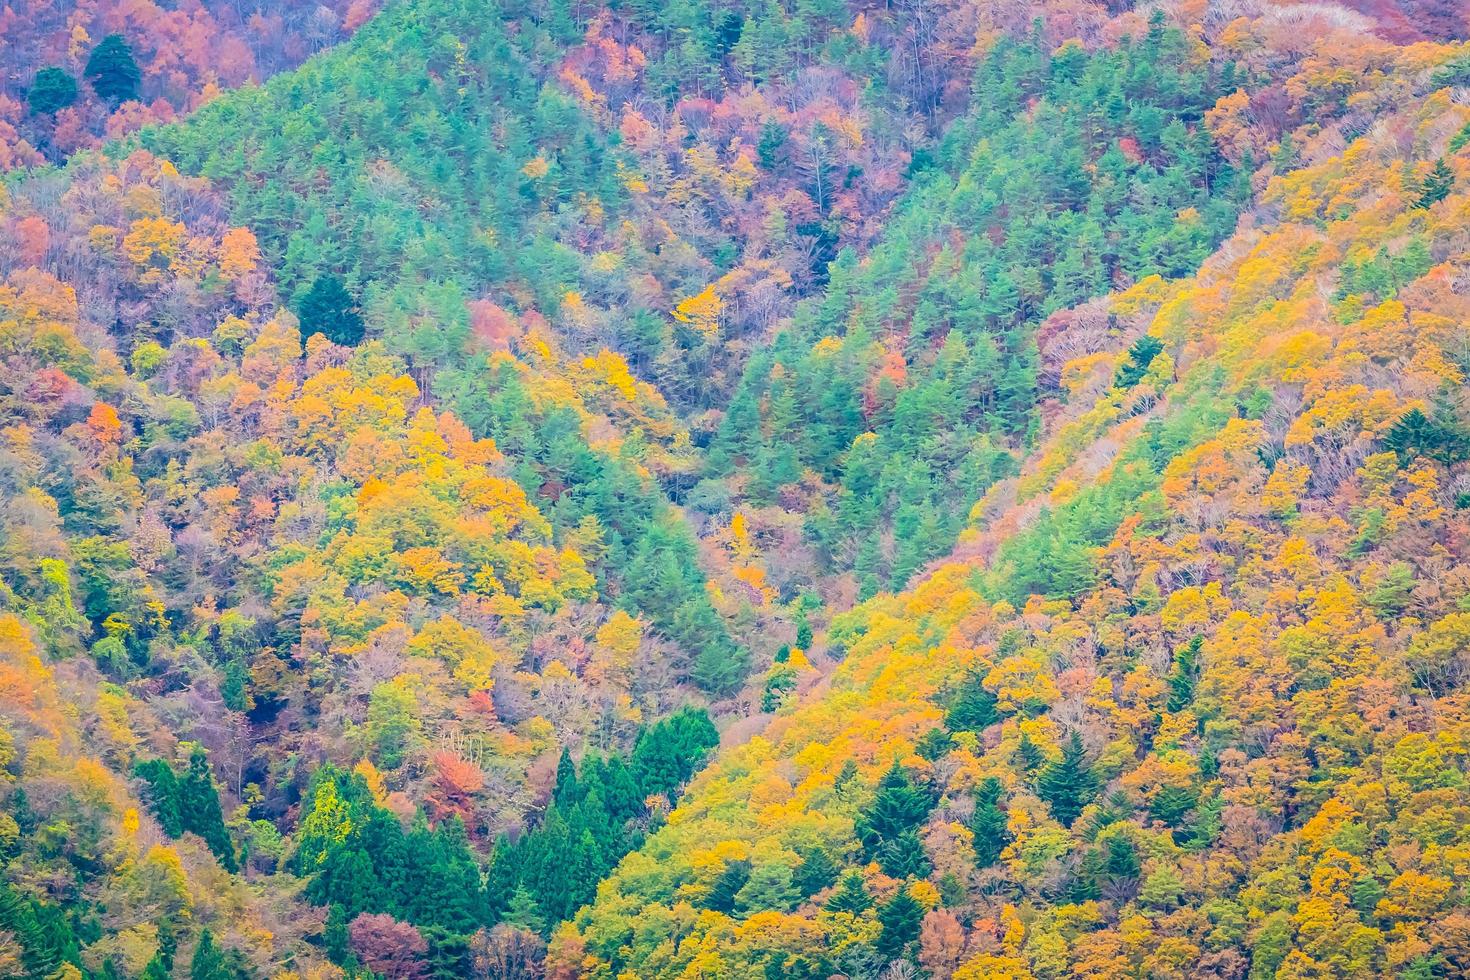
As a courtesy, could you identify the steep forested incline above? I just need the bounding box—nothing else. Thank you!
[2,0,1469,976]
[560,38,1470,980]
[1,0,378,170]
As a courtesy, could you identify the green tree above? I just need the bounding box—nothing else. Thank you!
[28,67,78,114]
[133,758,185,837]
[1414,158,1455,210]
[824,871,872,914]
[190,928,251,980]
[704,859,751,914]
[297,275,366,346]
[502,884,546,934]
[1035,731,1099,827]
[84,34,141,104]
[179,748,238,872]
[793,848,838,898]
[1165,636,1202,713]
[846,761,937,878]
[875,887,923,957]
[945,673,1000,731]
[970,777,1010,867]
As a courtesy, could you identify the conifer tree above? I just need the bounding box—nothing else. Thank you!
[704,859,751,914]
[27,67,77,114]
[179,748,238,872]
[1036,731,1100,827]
[793,848,838,898]
[84,34,140,104]
[824,871,872,914]
[297,275,365,346]
[1414,158,1454,210]
[503,884,546,935]
[875,887,923,957]
[970,777,1011,867]
[945,673,1000,731]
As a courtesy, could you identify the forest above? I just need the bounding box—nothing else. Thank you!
[2,0,1470,977]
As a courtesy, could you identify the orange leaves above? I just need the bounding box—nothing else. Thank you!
[217,226,260,280]
[426,750,485,822]
[85,403,124,446]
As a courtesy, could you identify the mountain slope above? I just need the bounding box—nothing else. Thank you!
[558,38,1470,980]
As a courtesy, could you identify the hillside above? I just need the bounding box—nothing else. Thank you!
[0,0,1468,977]
[562,36,1470,980]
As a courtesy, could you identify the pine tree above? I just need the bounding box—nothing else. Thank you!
[1015,733,1046,773]
[735,860,799,914]
[179,748,238,872]
[970,777,1011,867]
[189,928,249,980]
[553,747,578,807]
[824,871,872,914]
[27,67,78,114]
[945,673,1000,731]
[793,848,839,898]
[502,884,546,934]
[84,34,141,104]
[875,887,924,957]
[297,275,365,346]
[1115,335,1164,388]
[323,904,353,966]
[133,758,185,837]
[857,761,933,856]
[1035,731,1100,827]
[1414,158,1455,210]
[915,727,953,762]
[1165,636,1202,712]
[875,830,931,879]
[704,859,751,914]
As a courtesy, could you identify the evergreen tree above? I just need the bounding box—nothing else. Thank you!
[1015,733,1046,773]
[945,673,1000,731]
[84,34,141,104]
[133,758,185,837]
[914,727,953,762]
[179,747,238,872]
[704,859,752,914]
[1165,636,1202,712]
[735,860,799,914]
[970,777,1011,867]
[1414,158,1455,210]
[323,904,353,967]
[297,275,365,346]
[553,747,578,807]
[793,848,839,898]
[27,67,78,114]
[502,884,546,934]
[875,887,923,957]
[1115,335,1165,388]
[190,928,250,980]
[824,871,872,914]
[1035,731,1100,827]
[857,761,933,854]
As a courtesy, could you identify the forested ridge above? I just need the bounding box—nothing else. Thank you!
[2,0,1470,977]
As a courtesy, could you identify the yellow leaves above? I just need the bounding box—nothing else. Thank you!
[1160,582,1231,635]
[671,286,723,343]
[354,759,388,803]
[122,216,189,283]
[1378,870,1454,919]
[521,156,550,180]
[909,879,941,909]
[952,954,1036,980]
[581,348,642,402]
